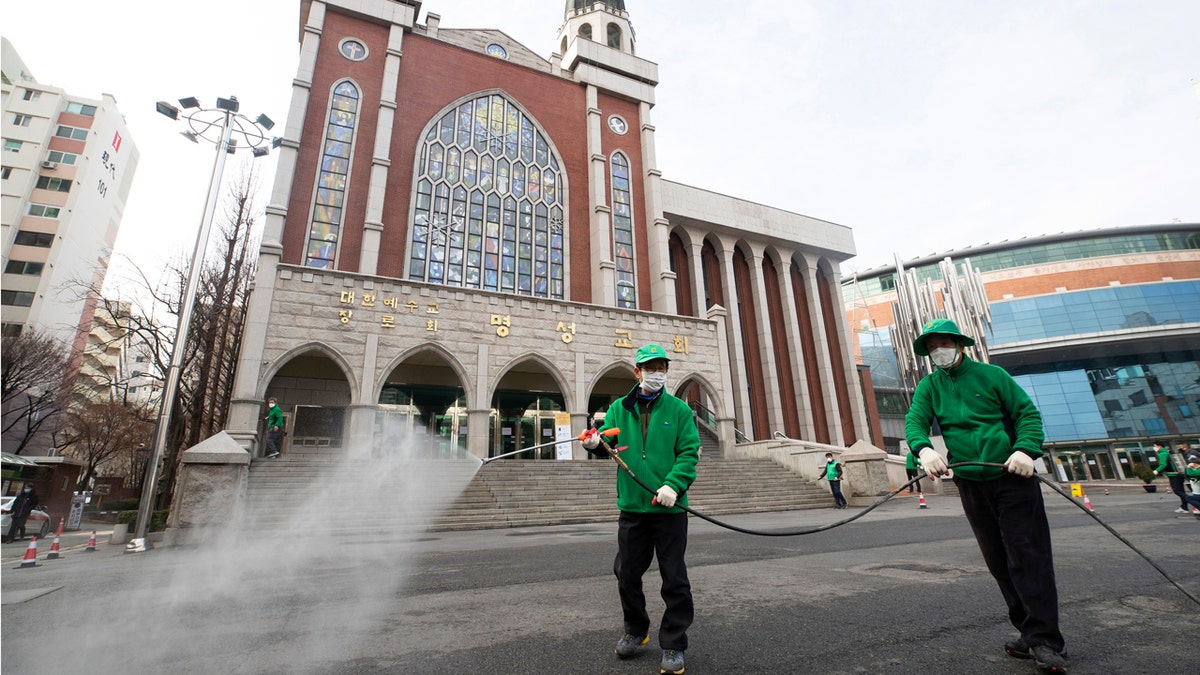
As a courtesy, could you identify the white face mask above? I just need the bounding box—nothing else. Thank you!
[930,346,959,369]
[640,371,667,393]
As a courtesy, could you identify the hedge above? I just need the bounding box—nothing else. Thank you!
[116,509,170,532]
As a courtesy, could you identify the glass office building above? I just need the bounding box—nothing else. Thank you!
[845,224,1200,481]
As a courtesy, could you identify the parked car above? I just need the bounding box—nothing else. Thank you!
[1,496,51,539]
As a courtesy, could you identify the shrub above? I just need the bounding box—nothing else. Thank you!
[116,509,170,532]
[1130,463,1156,483]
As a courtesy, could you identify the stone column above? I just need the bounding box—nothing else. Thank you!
[638,101,676,314]
[688,235,707,316]
[801,254,842,445]
[707,305,738,454]
[717,240,752,436]
[823,260,871,441]
[744,244,784,435]
[778,253,816,440]
[359,24,406,275]
[586,85,615,305]
[225,3,324,453]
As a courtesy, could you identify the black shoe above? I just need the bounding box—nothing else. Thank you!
[1031,645,1069,674]
[1004,638,1032,659]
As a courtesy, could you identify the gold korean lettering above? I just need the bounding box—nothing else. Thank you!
[614,329,634,349]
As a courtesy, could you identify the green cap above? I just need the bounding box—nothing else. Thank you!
[634,343,671,365]
[912,318,976,356]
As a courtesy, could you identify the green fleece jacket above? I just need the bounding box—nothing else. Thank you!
[597,387,700,513]
[904,355,1044,482]
[1154,447,1179,477]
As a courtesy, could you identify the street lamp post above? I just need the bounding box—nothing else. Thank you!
[129,96,279,551]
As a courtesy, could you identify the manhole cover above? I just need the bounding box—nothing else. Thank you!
[846,561,985,582]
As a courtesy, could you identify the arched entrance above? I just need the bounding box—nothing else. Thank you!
[490,359,569,459]
[266,349,353,451]
[378,349,468,458]
[588,361,638,424]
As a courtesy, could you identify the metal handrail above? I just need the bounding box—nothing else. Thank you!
[687,400,751,444]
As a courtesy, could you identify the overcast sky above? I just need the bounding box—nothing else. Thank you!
[5,0,1198,298]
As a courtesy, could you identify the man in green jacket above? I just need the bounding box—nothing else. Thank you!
[264,397,284,458]
[582,343,699,675]
[904,318,1069,674]
[1152,441,1189,513]
[904,447,923,494]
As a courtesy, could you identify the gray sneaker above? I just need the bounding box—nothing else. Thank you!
[1031,645,1069,674]
[660,649,685,674]
[614,633,648,659]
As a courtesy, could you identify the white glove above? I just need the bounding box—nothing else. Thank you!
[1004,450,1036,478]
[580,429,600,450]
[919,448,949,477]
[655,485,678,508]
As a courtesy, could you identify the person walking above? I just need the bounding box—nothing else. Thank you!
[904,318,1070,674]
[904,448,923,494]
[581,343,700,675]
[3,484,40,543]
[264,397,284,458]
[1154,441,1189,513]
[823,452,848,509]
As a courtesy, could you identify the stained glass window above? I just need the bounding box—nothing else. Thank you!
[611,152,636,309]
[305,81,359,269]
[409,93,564,299]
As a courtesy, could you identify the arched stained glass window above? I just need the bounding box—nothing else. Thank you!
[409,93,565,299]
[611,151,636,309]
[305,81,359,269]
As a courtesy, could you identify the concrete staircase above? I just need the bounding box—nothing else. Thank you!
[241,447,832,535]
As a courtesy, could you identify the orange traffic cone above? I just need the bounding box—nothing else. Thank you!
[16,537,39,568]
[1083,495,1095,513]
[1103,488,1109,495]
[85,531,97,552]
[54,518,64,536]
[918,494,928,509]
[45,533,63,559]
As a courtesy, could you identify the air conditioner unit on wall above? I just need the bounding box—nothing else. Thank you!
[41,161,57,169]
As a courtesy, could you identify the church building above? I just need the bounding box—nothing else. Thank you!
[225,0,868,461]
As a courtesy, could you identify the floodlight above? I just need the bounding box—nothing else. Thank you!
[155,101,180,120]
[226,138,238,154]
[215,96,239,112]
[179,131,200,144]
[255,113,275,130]
[271,136,283,149]
[178,96,201,109]
[252,146,269,158]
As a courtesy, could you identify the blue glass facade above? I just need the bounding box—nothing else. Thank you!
[859,327,901,389]
[988,280,1200,345]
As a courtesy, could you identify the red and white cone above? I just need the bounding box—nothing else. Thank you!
[45,533,63,559]
[1083,495,1095,513]
[85,531,97,552]
[16,537,39,568]
[918,494,928,509]
[54,518,64,537]
[1103,488,1110,495]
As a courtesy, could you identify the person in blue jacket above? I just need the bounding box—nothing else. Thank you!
[582,343,699,675]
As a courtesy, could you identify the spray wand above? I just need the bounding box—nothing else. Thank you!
[480,428,621,465]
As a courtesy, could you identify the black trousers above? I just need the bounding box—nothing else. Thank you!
[1167,475,1187,508]
[956,474,1065,653]
[905,468,923,493]
[614,511,693,651]
[829,480,847,507]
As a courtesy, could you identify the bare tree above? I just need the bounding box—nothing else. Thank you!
[58,400,155,491]
[79,166,262,507]
[1,329,71,455]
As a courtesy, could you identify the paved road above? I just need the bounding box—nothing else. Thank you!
[2,490,1197,674]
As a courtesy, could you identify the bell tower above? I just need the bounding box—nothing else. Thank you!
[557,1,635,56]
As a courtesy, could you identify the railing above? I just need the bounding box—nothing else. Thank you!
[687,400,751,444]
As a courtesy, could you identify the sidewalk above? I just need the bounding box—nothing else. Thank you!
[0,524,118,562]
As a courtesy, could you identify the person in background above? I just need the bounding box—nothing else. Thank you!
[824,452,848,509]
[904,318,1069,674]
[1153,440,1188,514]
[904,447,923,494]
[264,397,284,459]
[3,484,40,543]
[581,343,700,675]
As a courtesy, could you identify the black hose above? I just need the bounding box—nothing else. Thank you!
[619,460,1200,606]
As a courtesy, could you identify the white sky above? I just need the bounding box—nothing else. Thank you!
[5,0,1199,297]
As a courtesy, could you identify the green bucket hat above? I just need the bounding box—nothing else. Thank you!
[912,318,975,356]
[634,343,672,365]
